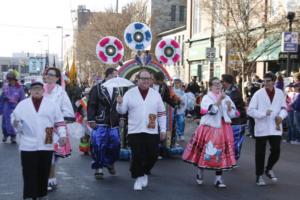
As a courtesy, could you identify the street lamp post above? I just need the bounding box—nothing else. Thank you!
[37,40,43,57]
[56,26,64,69]
[44,34,49,54]
[284,0,299,76]
[286,12,295,76]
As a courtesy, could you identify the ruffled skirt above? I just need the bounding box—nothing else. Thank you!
[182,121,236,170]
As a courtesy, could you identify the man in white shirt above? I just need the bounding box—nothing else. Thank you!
[11,81,66,200]
[116,69,166,191]
[247,72,287,186]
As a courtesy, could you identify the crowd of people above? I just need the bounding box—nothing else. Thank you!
[1,66,300,199]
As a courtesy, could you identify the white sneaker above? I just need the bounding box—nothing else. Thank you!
[214,178,226,188]
[265,170,278,183]
[133,178,142,191]
[141,175,148,187]
[256,176,266,186]
[196,174,203,185]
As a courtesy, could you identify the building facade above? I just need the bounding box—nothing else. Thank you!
[186,0,300,85]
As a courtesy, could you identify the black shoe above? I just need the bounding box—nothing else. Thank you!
[2,137,7,142]
[11,137,16,144]
[106,165,116,175]
[95,172,104,179]
[265,170,278,183]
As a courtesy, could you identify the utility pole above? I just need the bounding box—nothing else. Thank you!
[209,2,215,79]
[286,12,295,76]
[116,0,119,13]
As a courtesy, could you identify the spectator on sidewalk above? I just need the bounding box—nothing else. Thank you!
[187,76,200,95]
[291,82,300,144]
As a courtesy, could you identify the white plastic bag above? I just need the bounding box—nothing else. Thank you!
[67,122,85,139]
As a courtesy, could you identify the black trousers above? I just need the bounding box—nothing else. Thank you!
[128,133,159,178]
[255,136,281,176]
[21,151,53,199]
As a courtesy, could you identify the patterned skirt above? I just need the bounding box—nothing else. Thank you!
[182,121,236,170]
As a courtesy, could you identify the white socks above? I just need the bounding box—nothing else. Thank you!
[95,168,103,173]
[215,175,222,181]
[197,169,204,179]
[48,177,57,185]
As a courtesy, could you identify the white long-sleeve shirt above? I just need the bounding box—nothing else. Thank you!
[11,97,66,151]
[44,85,74,118]
[247,87,287,137]
[116,87,166,134]
[200,91,238,128]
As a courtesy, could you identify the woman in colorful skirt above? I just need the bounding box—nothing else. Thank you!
[182,77,238,188]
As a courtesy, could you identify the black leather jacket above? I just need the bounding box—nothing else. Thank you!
[87,81,120,127]
[224,85,247,125]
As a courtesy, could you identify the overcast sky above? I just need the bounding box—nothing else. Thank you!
[0,0,133,57]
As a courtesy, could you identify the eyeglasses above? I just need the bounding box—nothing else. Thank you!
[139,77,152,81]
[212,82,221,86]
[46,73,57,77]
[264,79,273,83]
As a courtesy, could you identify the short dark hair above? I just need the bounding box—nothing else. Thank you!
[105,67,117,78]
[221,74,234,84]
[46,67,61,78]
[154,71,165,81]
[46,67,62,85]
[263,72,276,81]
[208,77,220,87]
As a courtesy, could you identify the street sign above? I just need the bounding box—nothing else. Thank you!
[206,47,216,61]
[282,32,298,53]
[279,52,299,60]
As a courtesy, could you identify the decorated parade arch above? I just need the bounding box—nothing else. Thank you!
[117,59,172,81]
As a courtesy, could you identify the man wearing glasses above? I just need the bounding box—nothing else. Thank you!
[247,72,287,186]
[116,69,166,191]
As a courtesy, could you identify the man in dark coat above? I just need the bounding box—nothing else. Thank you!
[87,68,121,179]
[222,74,247,160]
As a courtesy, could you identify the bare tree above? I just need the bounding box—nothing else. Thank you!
[75,0,149,83]
[202,0,299,80]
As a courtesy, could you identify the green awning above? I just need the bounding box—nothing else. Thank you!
[188,39,211,61]
[248,35,281,62]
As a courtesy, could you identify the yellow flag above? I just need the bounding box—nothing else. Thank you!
[69,58,77,85]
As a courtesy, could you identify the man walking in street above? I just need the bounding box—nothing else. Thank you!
[87,68,121,179]
[247,72,287,186]
[116,69,166,191]
[221,74,247,160]
[11,81,66,200]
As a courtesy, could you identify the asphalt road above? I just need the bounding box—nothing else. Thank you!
[0,119,300,200]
